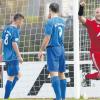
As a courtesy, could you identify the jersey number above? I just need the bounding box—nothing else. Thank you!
[58,27,63,37]
[4,33,9,45]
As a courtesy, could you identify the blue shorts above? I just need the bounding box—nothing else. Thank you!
[6,60,19,76]
[46,46,65,72]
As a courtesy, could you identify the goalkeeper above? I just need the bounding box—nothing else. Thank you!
[78,0,100,80]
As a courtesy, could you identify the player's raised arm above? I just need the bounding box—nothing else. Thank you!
[78,0,86,24]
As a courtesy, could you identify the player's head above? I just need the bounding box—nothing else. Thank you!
[95,8,100,22]
[13,13,24,27]
[49,3,59,18]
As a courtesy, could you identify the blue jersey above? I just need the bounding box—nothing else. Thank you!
[2,25,20,61]
[44,17,65,47]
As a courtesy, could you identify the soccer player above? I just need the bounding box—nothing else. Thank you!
[0,13,24,99]
[78,0,100,80]
[38,3,66,100]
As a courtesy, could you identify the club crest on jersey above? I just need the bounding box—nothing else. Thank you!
[97,32,100,37]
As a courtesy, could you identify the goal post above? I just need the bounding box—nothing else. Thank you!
[73,0,80,99]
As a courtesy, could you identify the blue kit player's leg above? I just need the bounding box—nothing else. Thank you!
[51,76,61,100]
[4,60,20,99]
[60,78,67,100]
[4,80,13,99]
[59,46,67,100]
[4,61,14,99]
[12,76,19,90]
[11,60,19,90]
[47,47,61,100]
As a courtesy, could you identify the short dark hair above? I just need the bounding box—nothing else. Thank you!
[13,13,24,21]
[49,3,59,13]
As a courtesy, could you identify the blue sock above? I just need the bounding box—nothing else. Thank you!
[60,79,67,100]
[4,80,13,99]
[51,76,61,100]
[12,76,19,90]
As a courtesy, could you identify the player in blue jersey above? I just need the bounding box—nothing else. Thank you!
[0,13,24,99]
[38,3,66,100]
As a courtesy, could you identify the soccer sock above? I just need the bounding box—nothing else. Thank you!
[51,76,61,100]
[85,72,99,79]
[4,80,13,99]
[60,79,67,100]
[12,76,19,90]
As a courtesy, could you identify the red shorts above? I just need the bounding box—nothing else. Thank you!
[90,51,100,71]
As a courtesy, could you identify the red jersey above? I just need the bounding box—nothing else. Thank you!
[85,19,100,51]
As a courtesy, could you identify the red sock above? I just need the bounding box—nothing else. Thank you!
[85,72,99,79]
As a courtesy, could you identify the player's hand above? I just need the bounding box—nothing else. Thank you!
[38,51,44,61]
[18,56,23,64]
[80,0,86,7]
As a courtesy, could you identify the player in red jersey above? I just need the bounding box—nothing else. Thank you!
[78,0,100,80]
